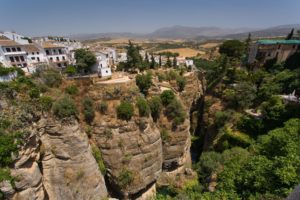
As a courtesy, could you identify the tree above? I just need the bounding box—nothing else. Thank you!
[126,40,143,71]
[150,54,156,69]
[165,56,172,68]
[148,96,162,121]
[117,101,134,121]
[53,96,78,119]
[176,76,186,92]
[74,49,96,72]
[136,97,150,117]
[136,73,152,95]
[159,55,162,67]
[165,99,186,126]
[286,28,294,40]
[160,90,175,105]
[82,97,95,124]
[245,33,252,50]
[173,56,177,68]
[219,40,245,59]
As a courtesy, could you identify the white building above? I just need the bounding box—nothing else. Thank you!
[24,44,48,72]
[118,52,127,62]
[0,39,29,72]
[185,59,194,67]
[0,32,31,45]
[41,42,69,68]
[91,52,112,77]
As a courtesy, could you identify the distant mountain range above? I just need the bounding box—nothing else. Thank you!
[69,24,300,41]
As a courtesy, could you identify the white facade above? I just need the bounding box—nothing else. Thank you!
[91,52,112,77]
[43,44,69,68]
[118,52,127,62]
[0,32,30,45]
[185,59,194,66]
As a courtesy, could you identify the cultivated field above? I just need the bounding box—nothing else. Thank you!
[155,48,205,57]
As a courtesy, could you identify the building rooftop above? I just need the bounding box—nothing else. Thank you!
[41,42,64,49]
[258,40,300,45]
[24,44,40,52]
[0,39,21,47]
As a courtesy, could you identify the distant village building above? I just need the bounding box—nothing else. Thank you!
[41,42,69,68]
[248,40,300,64]
[24,44,48,72]
[91,52,112,77]
[0,31,30,45]
[0,39,28,70]
[118,52,127,62]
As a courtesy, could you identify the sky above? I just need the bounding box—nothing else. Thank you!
[0,0,300,36]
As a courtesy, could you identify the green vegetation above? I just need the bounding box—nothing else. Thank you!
[82,97,95,124]
[136,73,152,95]
[53,96,78,119]
[65,65,77,76]
[97,101,108,114]
[28,87,40,99]
[91,144,106,174]
[116,101,134,121]
[65,85,78,95]
[148,96,162,121]
[136,97,150,117]
[117,168,134,188]
[165,99,186,127]
[160,90,175,105]
[39,96,53,111]
[74,48,97,72]
[176,76,186,92]
[0,66,16,76]
[37,68,62,88]
[219,40,245,59]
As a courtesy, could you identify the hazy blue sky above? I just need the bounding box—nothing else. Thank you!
[1,0,299,36]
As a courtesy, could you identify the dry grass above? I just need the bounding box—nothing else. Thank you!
[155,48,205,57]
[199,42,221,49]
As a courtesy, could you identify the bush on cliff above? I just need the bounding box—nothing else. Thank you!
[148,96,162,121]
[53,96,78,119]
[82,97,95,124]
[117,101,134,121]
[160,90,175,105]
[136,97,150,117]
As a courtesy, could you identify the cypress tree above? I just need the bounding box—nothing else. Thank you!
[173,56,177,68]
[286,28,294,40]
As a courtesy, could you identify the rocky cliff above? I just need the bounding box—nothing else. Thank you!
[0,70,204,200]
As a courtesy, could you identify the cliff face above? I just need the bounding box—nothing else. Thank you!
[11,117,108,200]
[1,70,205,200]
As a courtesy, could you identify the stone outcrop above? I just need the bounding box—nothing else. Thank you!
[9,117,108,200]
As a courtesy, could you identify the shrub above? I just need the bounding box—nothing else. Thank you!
[39,96,53,111]
[82,97,95,124]
[167,70,179,81]
[161,128,170,142]
[215,111,231,128]
[65,65,77,76]
[117,101,134,121]
[165,99,186,126]
[91,144,106,174]
[118,168,134,188]
[136,97,150,117]
[136,73,152,95]
[97,102,108,114]
[176,76,186,92]
[65,85,78,95]
[160,90,175,105]
[53,96,78,119]
[0,131,19,166]
[40,69,62,87]
[28,87,40,99]
[148,96,162,121]
[157,73,166,82]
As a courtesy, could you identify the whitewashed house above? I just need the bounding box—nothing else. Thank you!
[41,42,69,68]
[24,44,48,73]
[0,32,30,45]
[118,52,127,62]
[91,52,112,77]
[185,59,194,67]
[0,39,30,73]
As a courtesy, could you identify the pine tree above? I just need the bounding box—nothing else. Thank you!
[150,54,156,69]
[159,55,162,67]
[173,56,177,68]
[286,28,294,40]
[245,33,252,50]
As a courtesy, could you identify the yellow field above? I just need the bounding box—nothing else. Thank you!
[199,42,220,49]
[155,48,205,57]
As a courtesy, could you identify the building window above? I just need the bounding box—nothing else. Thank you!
[50,57,53,61]
[37,57,40,62]
[20,56,24,62]
[57,63,62,68]
[53,49,56,54]
[32,52,35,55]
[58,49,62,54]
[56,57,59,61]
[15,56,20,62]
[12,48,16,52]
[37,52,39,55]
[23,63,27,67]
[46,50,50,55]
[6,48,11,52]
[31,57,35,60]
[17,47,21,51]
[62,56,65,60]
[9,57,14,62]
